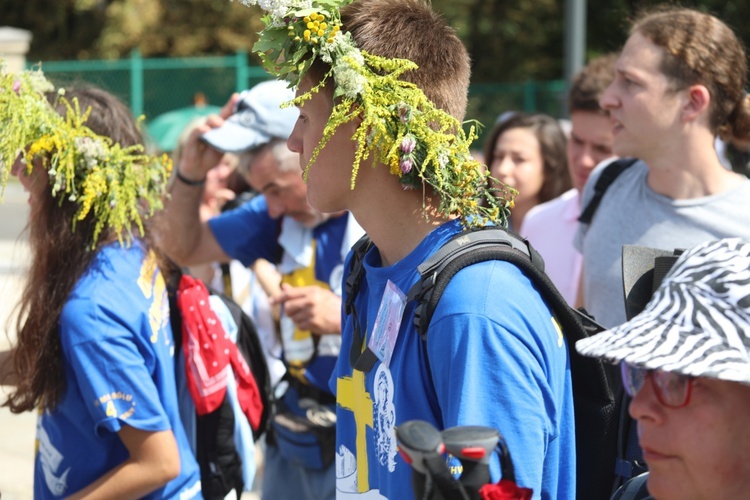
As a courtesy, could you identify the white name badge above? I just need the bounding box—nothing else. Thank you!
[367,280,406,368]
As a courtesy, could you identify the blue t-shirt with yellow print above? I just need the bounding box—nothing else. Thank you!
[331,219,576,499]
[35,242,201,499]
[209,195,350,392]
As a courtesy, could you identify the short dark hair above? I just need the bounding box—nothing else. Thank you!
[308,0,471,120]
[568,53,617,115]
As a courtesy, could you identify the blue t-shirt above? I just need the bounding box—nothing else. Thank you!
[209,195,350,391]
[331,220,575,499]
[34,242,202,499]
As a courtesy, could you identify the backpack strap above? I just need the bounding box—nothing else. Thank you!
[578,158,638,225]
[407,227,605,346]
[344,234,380,372]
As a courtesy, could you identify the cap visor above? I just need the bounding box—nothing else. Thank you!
[201,121,272,153]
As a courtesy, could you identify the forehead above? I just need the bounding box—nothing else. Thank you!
[617,32,665,76]
[296,77,333,113]
[496,127,540,151]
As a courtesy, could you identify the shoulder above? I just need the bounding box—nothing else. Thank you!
[435,259,555,332]
[211,194,269,225]
[522,189,578,231]
[61,244,151,340]
[580,158,645,207]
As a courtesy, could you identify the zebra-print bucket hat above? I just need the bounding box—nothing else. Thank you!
[576,238,750,385]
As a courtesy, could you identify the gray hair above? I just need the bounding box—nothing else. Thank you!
[237,138,301,176]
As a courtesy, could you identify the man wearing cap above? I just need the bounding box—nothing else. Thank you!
[577,238,750,500]
[161,80,363,500]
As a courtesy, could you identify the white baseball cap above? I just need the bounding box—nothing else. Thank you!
[202,80,298,153]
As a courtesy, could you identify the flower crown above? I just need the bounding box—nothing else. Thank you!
[0,62,172,247]
[236,0,515,227]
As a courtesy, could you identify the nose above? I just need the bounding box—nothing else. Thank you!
[628,375,664,425]
[265,198,285,219]
[496,157,515,179]
[578,147,596,169]
[287,121,302,155]
[599,82,618,111]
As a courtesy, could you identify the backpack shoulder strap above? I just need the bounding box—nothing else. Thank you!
[344,234,379,372]
[578,157,639,225]
[344,234,373,315]
[408,227,603,345]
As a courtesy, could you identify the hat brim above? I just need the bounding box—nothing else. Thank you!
[575,315,750,386]
[201,120,273,154]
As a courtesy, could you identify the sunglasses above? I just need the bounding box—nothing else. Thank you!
[620,362,694,408]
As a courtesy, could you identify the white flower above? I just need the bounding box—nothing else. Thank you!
[438,153,449,169]
[74,137,107,170]
[333,59,366,99]
[26,70,54,95]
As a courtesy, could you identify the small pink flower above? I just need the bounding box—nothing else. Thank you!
[400,158,413,174]
[400,135,416,154]
[12,80,21,94]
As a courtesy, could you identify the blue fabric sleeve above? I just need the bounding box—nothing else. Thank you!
[208,195,281,266]
[61,298,171,437]
[427,261,566,496]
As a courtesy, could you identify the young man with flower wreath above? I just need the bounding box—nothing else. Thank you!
[236,0,576,497]
[161,80,364,500]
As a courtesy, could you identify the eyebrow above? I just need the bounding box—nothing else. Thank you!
[260,180,280,193]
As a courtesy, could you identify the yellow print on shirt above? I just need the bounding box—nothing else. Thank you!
[138,252,169,343]
[93,391,136,419]
[337,369,374,492]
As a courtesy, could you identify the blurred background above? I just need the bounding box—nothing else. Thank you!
[2,0,748,150]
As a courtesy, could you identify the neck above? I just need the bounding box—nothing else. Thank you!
[509,196,538,231]
[348,166,449,266]
[643,130,743,199]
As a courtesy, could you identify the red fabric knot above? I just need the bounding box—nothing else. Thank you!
[178,274,264,431]
[479,480,533,500]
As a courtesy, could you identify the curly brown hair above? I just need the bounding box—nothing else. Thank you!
[3,86,164,413]
[632,7,750,142]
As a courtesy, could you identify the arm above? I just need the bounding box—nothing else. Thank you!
[250,259,283,321]
[272,283,342,334]
[428,263,573,496]
[158,95,239,266]
[66,426,180,500]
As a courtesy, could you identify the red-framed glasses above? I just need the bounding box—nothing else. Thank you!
[620,362,694,408]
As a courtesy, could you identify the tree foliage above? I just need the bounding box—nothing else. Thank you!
[2,0,750,83]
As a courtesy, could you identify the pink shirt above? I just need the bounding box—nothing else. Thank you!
[519,189,582,305]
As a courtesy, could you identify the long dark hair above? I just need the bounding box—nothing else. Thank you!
[483,113,571,204]
[4,86,158,412]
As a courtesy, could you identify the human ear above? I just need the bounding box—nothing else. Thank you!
[682,84,711,124]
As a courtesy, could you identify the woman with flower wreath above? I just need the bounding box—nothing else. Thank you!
[229,0,576,498]
[0,72,202,499]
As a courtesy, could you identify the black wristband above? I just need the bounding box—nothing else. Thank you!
[175,169,206,187]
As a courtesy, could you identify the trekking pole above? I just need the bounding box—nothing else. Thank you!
[396,420,469,500]
[441,426,499,496]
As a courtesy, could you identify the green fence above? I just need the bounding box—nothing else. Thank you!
[30,51,566,150]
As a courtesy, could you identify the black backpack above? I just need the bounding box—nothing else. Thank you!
[345,227,620,500]
[577,157,638,225]
[166,265,272,500]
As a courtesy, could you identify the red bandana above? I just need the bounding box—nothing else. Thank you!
[178,274,264,431]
